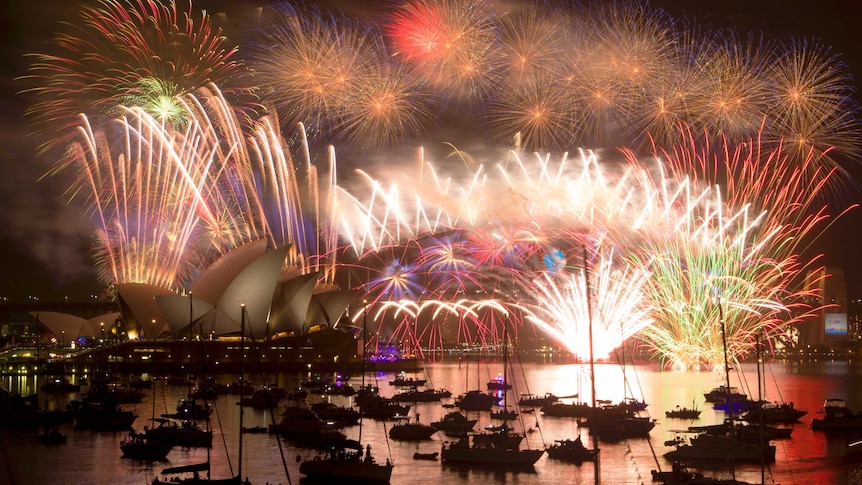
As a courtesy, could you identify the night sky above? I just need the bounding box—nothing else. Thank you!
[1,0,862,302]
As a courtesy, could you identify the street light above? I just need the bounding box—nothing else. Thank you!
[101,322,105,341]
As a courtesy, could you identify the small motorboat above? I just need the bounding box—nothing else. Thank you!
[413,451,439,460]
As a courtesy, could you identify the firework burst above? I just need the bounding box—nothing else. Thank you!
[24,0,256,155]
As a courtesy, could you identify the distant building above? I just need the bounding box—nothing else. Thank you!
[799,267,848,346]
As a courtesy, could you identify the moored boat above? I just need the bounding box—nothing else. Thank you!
[546,436,597,463]
[121,431,172,461]
[666,406,702,419]
[440,432,544,466]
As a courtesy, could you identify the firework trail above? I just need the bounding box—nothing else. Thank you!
[66,86,339,290]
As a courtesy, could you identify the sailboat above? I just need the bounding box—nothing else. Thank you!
[298,301,394,483]
[489,328,518,421]
[151,303,252,485]
[440,321,544,467]
[656,297,764,484]
[121,373,172,461]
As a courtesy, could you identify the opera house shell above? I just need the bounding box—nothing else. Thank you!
[113,240,357,341]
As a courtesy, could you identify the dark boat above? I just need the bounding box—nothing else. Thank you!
[704,385,747,403]
[146,418,213,448]
[440,432,544,466]
[490,407,519,420]
[240,426,267,434]
[429,411,478,434]
[812,398,862,430]
[546,437,597,463]
[651,461,705,483]
[666,405,702,419]
[486,375,512,391]
[162,398,213,421]
[388,414,438,440]
[663,433,776,463]
[584,408,656,441]
[69,400,137,430]
[269,405,344,436]
[413,451,439,460]
[41,377,81,394]
[390,387,451,403]
[300,442,393,483]
[454,390,500,411]
[299,311,393,483]
[309,401,361,427]
[121,431,172,461]
[517,392,560,407]
[740,401,807,424]
[390,376,427,387]
[541,402,593,418]
[153,462,249,485]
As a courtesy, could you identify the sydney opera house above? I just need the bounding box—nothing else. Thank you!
[16,239,365,374]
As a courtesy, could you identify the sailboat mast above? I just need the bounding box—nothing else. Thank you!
[718,297,736,479]
[584,246,600,483]
[360,300,367,446]
[239,304,246,483]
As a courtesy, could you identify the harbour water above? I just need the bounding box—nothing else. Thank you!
[2,358,862,484]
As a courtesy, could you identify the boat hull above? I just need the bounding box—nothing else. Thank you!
[441,446,544,466]
[299,459,393,482]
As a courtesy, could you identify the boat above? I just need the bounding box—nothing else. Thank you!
[812,398,862,430]
[69,399,137,430]
[429,411,478,434]
[540,401,592,418]
[440,433,544,466]
[240,426,267,434]
[454,390,500,411]
[153,462,250,485]
[440,322,544,468]
[390,387,452,402]
[412,451,439,460]
[309,401,361,427]
[388,413,438,440]
[152,302,255,485]
[650,461,705,483]
[688,420,793,442]
[146,418,213,447]
[239,387,284,409]
[666,405,702,419]
[162,398,212,420]
[517,392,560,407]
[390,373,427,388]
[704,385,747,403]
[37,426,67,445]
[298,303,394,483]
[121,431,172,461]
[490,408,519,420]
[41,377,81,394]
[663,432,776,463]
[740,401,806,424]
[584,406,656,441]
[486,374,512,391]
[269,405,344,436]
[546,436,598,463]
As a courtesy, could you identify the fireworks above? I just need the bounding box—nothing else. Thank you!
[26,0,860,369]
[23,0,257,155]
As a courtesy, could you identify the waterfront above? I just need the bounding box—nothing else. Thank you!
[2,359,862,484]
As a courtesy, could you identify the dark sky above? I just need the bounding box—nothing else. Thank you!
[1,0,862,302]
